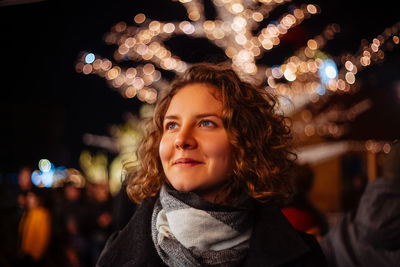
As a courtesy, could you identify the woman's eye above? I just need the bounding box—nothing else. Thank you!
[165,122,178,130]
[200,120,215,127]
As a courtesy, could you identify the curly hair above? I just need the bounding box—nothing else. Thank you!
[126,62,294,204]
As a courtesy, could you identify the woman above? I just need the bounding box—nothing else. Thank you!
[96,62,327,266]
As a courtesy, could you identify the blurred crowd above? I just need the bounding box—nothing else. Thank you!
[0,167,137,267]
[1,141,399,267]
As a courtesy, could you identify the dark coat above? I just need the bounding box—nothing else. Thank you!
[96,197,327,267]
[320,178,400,267]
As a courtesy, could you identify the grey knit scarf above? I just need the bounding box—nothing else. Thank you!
[151,184,255,267]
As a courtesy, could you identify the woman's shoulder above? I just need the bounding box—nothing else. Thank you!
[95,197,165,267]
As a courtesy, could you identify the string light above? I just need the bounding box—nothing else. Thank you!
[75,0,400,150]
[76,1,400,106]
[76,0,321,103]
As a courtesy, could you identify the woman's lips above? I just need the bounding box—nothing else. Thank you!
[173,158,203,166]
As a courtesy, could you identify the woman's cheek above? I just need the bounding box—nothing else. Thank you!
[159,137,171,165]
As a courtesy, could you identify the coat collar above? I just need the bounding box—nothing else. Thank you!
[97,198,310,267]
[96,197,165,267]
[243,202,310,266]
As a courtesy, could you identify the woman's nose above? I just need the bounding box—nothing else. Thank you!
[174,127,196,150]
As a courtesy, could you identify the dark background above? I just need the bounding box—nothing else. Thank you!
[1,0,400,173]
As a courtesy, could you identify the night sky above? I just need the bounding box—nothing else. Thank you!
[1,0,400,173]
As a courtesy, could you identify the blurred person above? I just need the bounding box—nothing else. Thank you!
[63,214,90,267]
[52,180,90,267]
[61,181,87,233]
[0,166,33,267]
[96,62,327,266]
[17,166,33,210]
[17,187,51,267]
[87,182,114,266]
[282,163,329,241]
[320,141,400,267]
[339,154,368,213]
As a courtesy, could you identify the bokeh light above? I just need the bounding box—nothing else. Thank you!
[31,159,67,188]
[85,53,95,64]
[319,59,337,85]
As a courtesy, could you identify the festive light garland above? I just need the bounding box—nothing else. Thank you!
[75,0,400,117]
[286,20,400,141]
[75,0,321,104]
[75,0,400,151]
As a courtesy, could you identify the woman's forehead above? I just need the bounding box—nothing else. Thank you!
[165,83,223,116]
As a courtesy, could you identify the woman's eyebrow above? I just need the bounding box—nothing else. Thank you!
[164,115,180,120]
[164,113,221,120]
[195,113,221,119]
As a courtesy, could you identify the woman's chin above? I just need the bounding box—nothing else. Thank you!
[169,182,196,193]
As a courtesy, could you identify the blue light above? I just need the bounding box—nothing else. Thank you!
[85,53,95,64]
[31,170,41,186]
[41,171,54,188]
[31,159,61,187]
[318,58,338,85]
[316,84,326,95]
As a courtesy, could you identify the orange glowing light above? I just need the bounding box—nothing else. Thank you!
[82,64,93,74]
[306,4,317,14]
[134,13,146,24]
[125,86,136,98]
[307,39,318,50]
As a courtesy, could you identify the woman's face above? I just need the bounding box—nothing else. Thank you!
[159,83,232,202]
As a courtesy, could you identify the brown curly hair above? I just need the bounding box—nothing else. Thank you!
[125,62,294,204]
